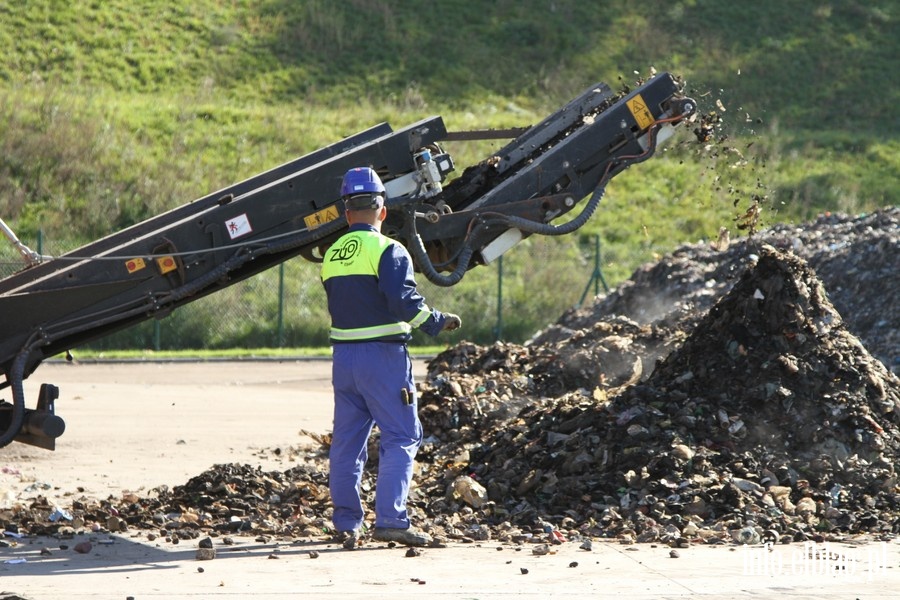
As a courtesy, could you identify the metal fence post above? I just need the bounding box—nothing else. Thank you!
[494,255,503,341]
[578,234,609,307]
[277,263,285,347]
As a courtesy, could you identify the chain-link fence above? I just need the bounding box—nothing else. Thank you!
[2,229,606,350]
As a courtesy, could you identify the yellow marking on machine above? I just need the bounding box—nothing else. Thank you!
[305,205,340,230]
[125,257,146,274]
[156,256,178,274]
[626,94,654,130]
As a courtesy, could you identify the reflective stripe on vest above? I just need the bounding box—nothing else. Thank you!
[330,321,411,341]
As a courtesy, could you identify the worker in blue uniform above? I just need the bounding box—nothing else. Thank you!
[322,167,461,549]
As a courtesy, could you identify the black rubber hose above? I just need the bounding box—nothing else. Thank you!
[0,346,33,448]
[410,232,477,287]
[490,183,608,238]
[410,183,607,287]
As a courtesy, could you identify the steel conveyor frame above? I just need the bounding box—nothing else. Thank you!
[0,72,695,449]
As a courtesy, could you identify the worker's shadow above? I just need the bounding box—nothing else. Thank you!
[0,533,384,576]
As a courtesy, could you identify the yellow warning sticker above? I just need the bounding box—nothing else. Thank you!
[125,257,146,273]
[626,94,654,130]
[156,256,178,274]
[304,205,340,230]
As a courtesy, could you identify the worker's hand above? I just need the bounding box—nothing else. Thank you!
[442,313,462,332]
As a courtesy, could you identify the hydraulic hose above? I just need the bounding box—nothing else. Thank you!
[410,232,477,288]
[410,183,607,287]
[489,182,608,238]
[0,344,36,448]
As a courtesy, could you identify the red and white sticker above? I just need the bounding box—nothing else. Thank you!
[225,213,252,239]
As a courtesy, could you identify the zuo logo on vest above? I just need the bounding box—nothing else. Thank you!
[330,237,361,261]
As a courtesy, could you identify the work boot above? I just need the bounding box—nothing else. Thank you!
[372,526,432,547]
[334,529,360,550]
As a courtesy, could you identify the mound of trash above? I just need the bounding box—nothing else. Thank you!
[428,245,899,545]
[3,209,898,548]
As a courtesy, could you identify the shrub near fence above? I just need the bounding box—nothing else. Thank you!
[1,232,600,351]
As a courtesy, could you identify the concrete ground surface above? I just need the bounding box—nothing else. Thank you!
[1,360,898,599]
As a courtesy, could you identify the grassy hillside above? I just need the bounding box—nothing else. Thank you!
[0,0,897,345]
[2,1,895,129]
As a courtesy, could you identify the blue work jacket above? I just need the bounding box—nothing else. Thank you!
[321,224,446,343]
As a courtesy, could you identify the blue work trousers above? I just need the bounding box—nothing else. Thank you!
[329,342,423,532]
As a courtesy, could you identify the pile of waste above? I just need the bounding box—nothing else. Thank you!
[417,244,899,546]
[2,209,898,548]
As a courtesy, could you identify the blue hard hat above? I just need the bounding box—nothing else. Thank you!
[341,167,385,198]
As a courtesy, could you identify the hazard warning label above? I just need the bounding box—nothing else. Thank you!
[304,205,340,230]
[626,94,654,130]
[225,213,252,240]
